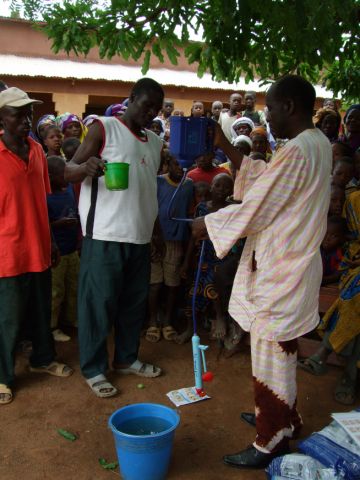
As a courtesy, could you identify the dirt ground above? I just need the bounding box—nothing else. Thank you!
[0,330,353,480]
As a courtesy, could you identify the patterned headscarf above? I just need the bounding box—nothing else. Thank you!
[231,117,255,138]
[36,114,56,138]
[83,114,99,127]
[232,134,252,149]
[56,113,87,143]
[104,103,127,117]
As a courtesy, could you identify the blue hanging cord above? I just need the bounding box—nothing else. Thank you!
[192,240,205,335]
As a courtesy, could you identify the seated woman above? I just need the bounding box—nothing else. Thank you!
[298,193,360,405]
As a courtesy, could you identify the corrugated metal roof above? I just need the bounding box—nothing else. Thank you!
[0,54,332,97]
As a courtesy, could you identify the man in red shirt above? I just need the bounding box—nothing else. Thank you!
[0,87,73,406]
[187,152,230,185]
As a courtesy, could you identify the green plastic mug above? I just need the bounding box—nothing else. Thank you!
[104,162,130,191]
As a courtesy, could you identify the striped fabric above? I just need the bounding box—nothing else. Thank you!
[205,128,332,341]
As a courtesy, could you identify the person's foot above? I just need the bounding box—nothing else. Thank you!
[0,384,13,405]
[52,329,71,342]
[210,315,227,340]
[175,326,193,344]
[223,445,289,469]
[334,373,356,405]
[86,374,118,398]
[240,412,256,427]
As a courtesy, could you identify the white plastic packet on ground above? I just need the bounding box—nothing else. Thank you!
[266,453,340,479]
[166,387,210,407]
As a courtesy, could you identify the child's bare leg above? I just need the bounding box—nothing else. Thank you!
[145,283,162,342]
[211,297,226,340]
[162,286,178,340]
[175,314,193,344]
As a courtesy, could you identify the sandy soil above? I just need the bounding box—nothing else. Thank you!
[0,331,351,480]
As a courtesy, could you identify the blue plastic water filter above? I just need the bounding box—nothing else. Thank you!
[192,334,203,390]
[169,116,214,169]
[108,403,180,480]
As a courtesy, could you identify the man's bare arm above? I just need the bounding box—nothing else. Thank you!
[64,122,105,183]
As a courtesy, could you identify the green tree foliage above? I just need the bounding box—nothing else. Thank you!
[11,0,360,102]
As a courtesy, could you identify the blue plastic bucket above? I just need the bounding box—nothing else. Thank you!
[108,403,180,480]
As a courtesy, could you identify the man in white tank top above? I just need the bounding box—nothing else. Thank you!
[65,78,164,398]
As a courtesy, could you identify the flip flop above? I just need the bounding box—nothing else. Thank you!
[297,356,327,376]
[145,326,161,343]
[29,361,73,377]
[86,374,118,398]
[0,384,13,405]
[162,325,177,341]
[334,374,356,405]
[114,359,161,378]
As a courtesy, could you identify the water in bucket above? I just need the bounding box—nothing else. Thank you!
[109,403,180,480]
[116,416,173,436]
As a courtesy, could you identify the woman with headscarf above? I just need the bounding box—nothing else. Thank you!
[230,117,255,139]
[313,108,341,143]
[56,113,87,143]
[340,105,360,153]
[250,127,272,162]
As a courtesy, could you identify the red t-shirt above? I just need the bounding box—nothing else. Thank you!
[0,137,51,277]
[187,166,230,184]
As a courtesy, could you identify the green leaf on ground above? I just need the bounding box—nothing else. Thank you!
[57,428,77,441]
[99,458,119,470]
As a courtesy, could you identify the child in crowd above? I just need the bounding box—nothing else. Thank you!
[321,216,348,285]
[242,91,266,126]
[47,156,80,342]
[159,99,174,141]
[172,109,184,117]
[148,117,166,141]
[328,184,345,217]
[250,127,272,161]
[178,173,234,344]
[43,125,63,157]
[194,181,211,206]
[332,157,355,192]
[146,153,194,343]
[191,101,205,118]
[219,92,242,142]
[220,135,252,176]
[332,141,353,166]
[187,152,230,184]
[211,101,223,122]
[62,137,81,162]
[231,117,255,138]
[36,114,56,143]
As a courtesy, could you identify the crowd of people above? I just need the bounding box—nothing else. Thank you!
[0,74,359,470]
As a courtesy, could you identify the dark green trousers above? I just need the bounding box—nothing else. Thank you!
[0,269,55,386]
[78,238,151,379]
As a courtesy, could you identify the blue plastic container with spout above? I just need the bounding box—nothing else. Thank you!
[169,116,214,169]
